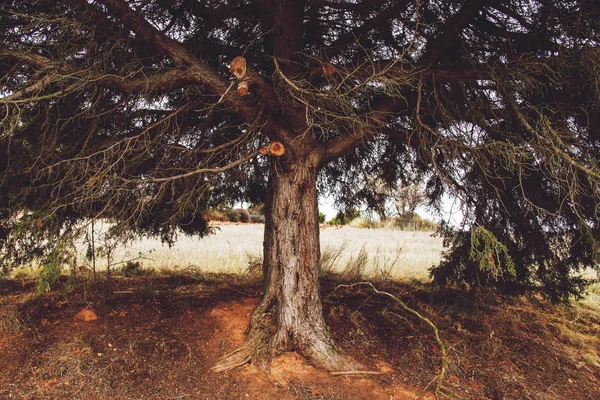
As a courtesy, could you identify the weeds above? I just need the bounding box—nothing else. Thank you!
[372,245,403,280]
[341,246,368,280]
[319,241,347,276]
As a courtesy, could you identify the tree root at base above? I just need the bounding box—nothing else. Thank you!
[212,331,366,373]
[211,307,366,373]
[211,344,253,373]
[211,327,268,372]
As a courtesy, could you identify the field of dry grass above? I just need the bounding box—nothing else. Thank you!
[78,223,444,280]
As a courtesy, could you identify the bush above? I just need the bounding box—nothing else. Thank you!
[236,208,250,223]
[206,207,262,223]
[329,208,361,225]
[246,253,263,276]
[120,261,145,277]
[393,213,437,231]
[204,208,228,221]
[348,217,381,229]
[319,212,326,224]
[226,209,241,222]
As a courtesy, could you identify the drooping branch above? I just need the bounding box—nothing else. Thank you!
[100,0,253,114]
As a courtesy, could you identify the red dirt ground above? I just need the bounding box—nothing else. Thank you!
[1,274,599,399]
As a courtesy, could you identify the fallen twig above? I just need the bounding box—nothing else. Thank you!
[335,282,450,397]
[330,370,382,376]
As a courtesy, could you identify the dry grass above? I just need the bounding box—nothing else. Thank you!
[67,224,444,280]
[0,304,26,334]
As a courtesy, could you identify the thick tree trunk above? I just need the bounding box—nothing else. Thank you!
[213,158,363,372]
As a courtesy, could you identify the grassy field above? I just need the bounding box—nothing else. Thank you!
[80,223,444,280]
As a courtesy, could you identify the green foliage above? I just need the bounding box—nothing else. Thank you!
[37,245,76,293]
[225,209,240,223]
[2,0,600,301]
[431,223,591,302]
[392,213,437,231]
[205,207,262,223]
[236,209,250,223]
[468,226,516,281]
[329,209,361,225]
[119,261,145,277]
[203,209,229,222]
[319,212,326,224]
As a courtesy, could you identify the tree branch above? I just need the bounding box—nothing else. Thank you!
[421,0,495,64]
[314,95,408,165]
[0,47,193,100]
[101,0,294,143]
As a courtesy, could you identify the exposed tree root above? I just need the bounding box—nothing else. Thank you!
[211,331,265,372]
[335,282,450,397]
[212,294,365,373]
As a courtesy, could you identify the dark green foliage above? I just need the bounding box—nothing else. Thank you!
[1,0,600,301]
[119,261,145,277]
[226,209,241,223]
[319,212,326,224]
[329,209,361,225]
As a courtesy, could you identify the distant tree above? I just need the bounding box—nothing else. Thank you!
[2,0,600,371]
[395,183,425,218]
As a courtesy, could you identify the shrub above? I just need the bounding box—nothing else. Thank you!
[246,253,263,276]
[319,212,326,224]
[226,209,241,222]
[236,208,250,223]
[120,261,145,277]
[204,208,228,221]
[394,213,437,231]
[329,208,361,225]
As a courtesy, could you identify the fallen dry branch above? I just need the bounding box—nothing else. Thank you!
[335,281,450,397]
[329,370,382,376]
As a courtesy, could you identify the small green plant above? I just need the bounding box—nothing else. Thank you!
[37,245,75,293]
[469,226,516,281]
[245,253,263,276]
[319,212,326,224]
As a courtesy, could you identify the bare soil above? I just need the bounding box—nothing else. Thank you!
[1,274,599,399]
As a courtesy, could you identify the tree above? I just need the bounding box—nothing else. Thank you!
[2,0,600,370]
[396,183,425,219]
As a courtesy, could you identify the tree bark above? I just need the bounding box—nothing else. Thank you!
[213,156,363,372]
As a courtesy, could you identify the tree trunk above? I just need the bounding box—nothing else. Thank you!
[213,158,363,372]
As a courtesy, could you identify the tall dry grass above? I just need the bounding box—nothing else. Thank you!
[69,223,444,280]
